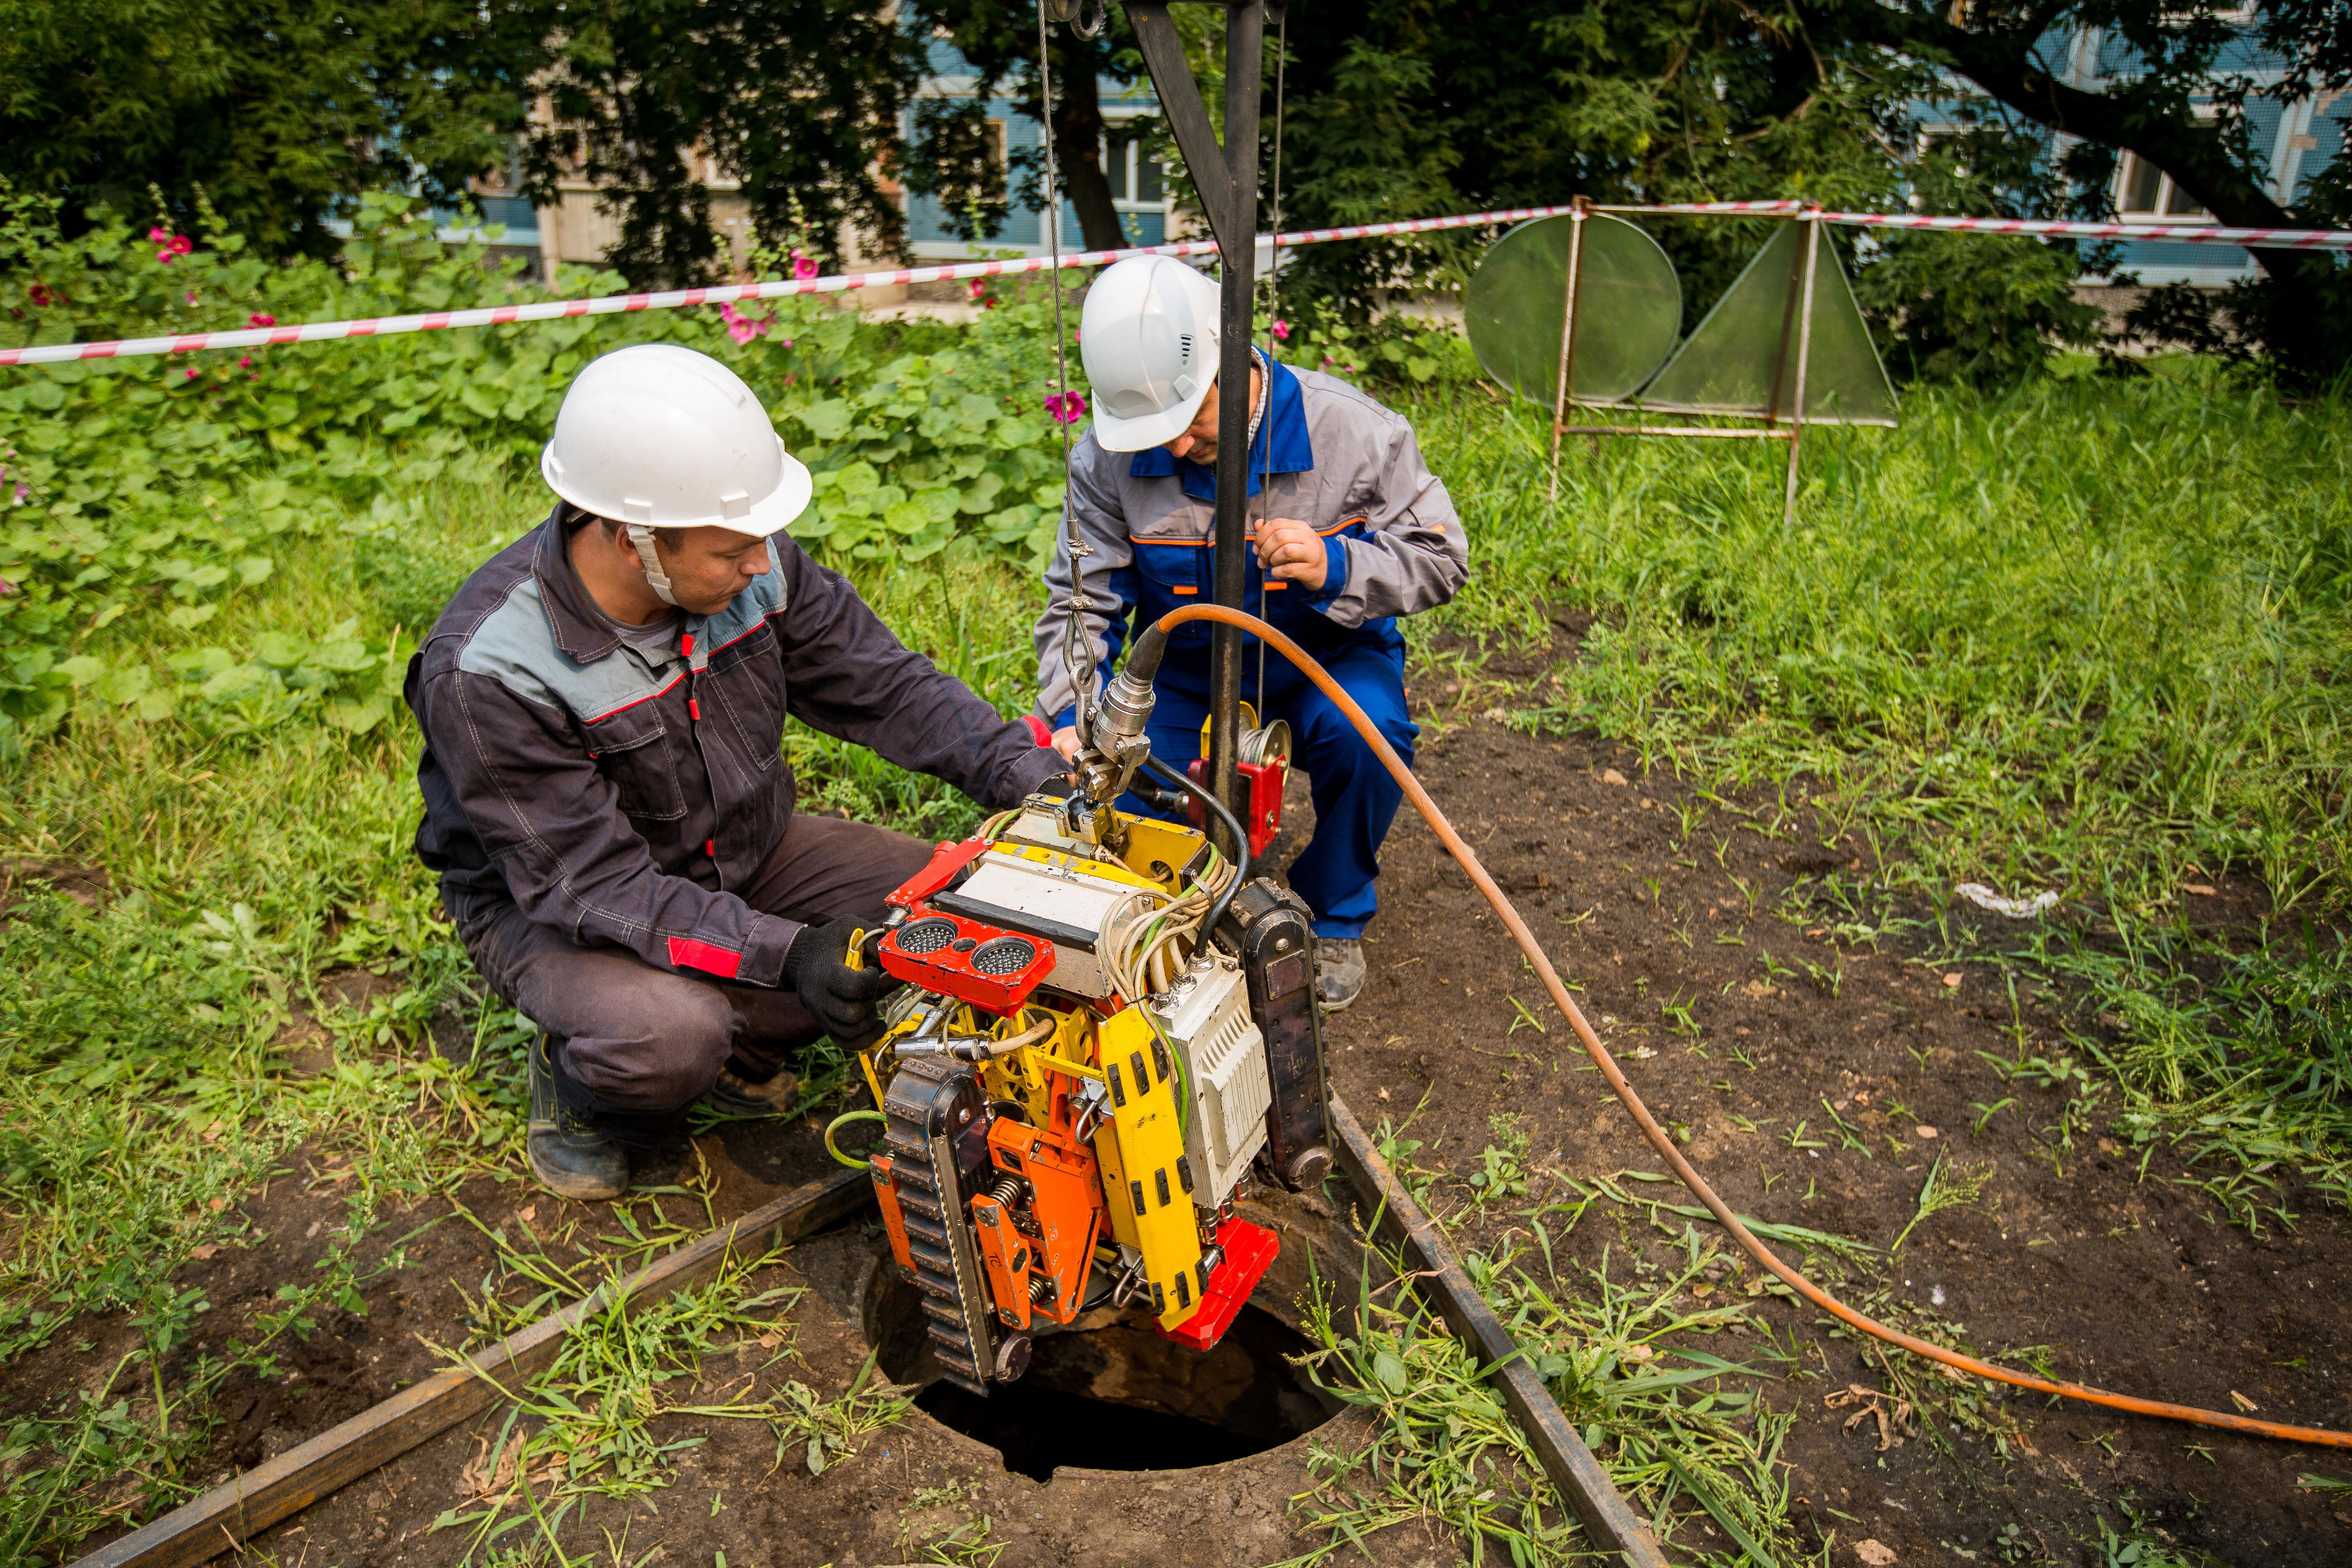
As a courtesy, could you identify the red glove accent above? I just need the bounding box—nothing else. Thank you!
[1022,714,1053,747]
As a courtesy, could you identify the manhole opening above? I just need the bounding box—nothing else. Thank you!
[867,1266,1341,1481]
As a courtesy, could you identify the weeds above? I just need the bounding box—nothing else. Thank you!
[432,1239,815,1560]
[1890,1152,1998,1251]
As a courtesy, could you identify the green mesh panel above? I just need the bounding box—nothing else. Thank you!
[1465,213,1681,408]
[1635,221,1898,426]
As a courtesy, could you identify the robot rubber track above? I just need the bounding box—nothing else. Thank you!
[880,1054,1000,1396]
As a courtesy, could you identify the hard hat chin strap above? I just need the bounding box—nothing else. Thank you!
[623,523,679,608]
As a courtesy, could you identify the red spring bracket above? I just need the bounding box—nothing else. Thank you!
[1185,757,1286,860]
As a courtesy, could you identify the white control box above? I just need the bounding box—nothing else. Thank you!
[1152,956,1270,1205]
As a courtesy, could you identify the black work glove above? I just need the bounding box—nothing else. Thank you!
[782,913,901,1045]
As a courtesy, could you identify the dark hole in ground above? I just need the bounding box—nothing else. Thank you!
[868,1267,1338,1482]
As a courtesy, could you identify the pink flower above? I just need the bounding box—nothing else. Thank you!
[238,356,252,368]
[1272,318,1290,340]
[792,254,818,281]
[968,280,988,299]
[172,235,191,256]
[186,292,198,305]
[157,249,174,265]
[717,300,770,345]
[183,368,198,380]
[27,284,51,307]
[248,312,276,328]
[1045,390,1087,424]
[779,337,794,349]
[148,227,169,244]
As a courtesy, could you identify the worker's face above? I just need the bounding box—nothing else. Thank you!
[651,525,772,615]
[1160,365,1258,467]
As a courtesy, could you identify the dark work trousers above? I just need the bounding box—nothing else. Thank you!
[452,814,934,1124]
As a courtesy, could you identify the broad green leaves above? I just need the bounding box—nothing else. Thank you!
[0,192,1080,750]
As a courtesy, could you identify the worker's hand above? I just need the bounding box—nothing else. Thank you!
[782,913,902,1045]
[1050,724,1083,761]
[1254,517,1329,591]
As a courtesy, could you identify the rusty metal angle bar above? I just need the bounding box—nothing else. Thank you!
[69,1167,873,1568]
[1328,1093,1670,1568]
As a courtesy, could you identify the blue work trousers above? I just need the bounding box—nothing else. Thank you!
[1128,642,1417,939]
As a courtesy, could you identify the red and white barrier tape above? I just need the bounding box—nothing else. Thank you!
[1813,208,2352,250]
[9,196,2343,368]
[0,203,1581,368]
[1604,197,2352,250]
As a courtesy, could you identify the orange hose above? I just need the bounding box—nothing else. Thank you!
[1160,603,2350,1450]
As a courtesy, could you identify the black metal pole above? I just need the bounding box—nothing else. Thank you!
[1205,0,1262,852]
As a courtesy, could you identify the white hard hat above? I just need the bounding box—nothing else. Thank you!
[1080,256,1222,452]
[540,343,811,536]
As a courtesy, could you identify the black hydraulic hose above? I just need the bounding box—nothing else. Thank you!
[1141,754,1250,940]
[1124,622,1171,687]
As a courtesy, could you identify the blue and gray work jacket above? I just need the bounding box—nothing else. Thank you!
[1033,359,1468,726]
[408,509,1063,987]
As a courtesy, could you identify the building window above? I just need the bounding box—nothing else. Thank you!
[1103,125,1164,207]
[2115,151,2210,220]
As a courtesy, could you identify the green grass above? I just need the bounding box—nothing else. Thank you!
[2,362,2348,1559]
[1408,369,2351,919]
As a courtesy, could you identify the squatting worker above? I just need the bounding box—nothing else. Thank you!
[1033,256,1466,1012]
[407,344,1068,1200]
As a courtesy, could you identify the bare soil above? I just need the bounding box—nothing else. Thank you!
[1323,657,2352,1565]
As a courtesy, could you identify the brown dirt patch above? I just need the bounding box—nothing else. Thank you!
[1319,706,2352,1563]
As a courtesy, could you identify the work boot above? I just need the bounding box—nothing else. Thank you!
[527,1033,630,1201]
[1316,938,1367,1014]
[699,1057,800,1120]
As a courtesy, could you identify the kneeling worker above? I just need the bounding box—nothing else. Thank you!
[408,344,1067,1200]
[1034,256,1467,1011]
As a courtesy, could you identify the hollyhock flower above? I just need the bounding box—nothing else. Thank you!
[248,312,276,328]
[27,284,51,307]
[1272,318,1290,340]
[149,227,169,244]
[717,301,769,345]
[1045,390,1087,424]
[791,252,818,281]
[172,234,192,256]
[186,292,198,305]
[968,279,989,299]
[183,368,198,380]
[779,338,794,349]
[238,356,252,368]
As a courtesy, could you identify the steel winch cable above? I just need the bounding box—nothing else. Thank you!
[1120,601,2352,1451]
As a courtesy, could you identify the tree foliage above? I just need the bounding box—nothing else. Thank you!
[1802,0,2352,383]
[0,0,551,257]
[900,2,1144,252]
[531,0,924,282]
[1269,2,2103,385]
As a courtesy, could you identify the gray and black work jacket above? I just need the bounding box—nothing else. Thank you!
[407,509,1063,987]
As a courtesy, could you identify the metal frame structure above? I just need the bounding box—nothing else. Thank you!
[1123,0,1270,842]
[1549,202,1831,528]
